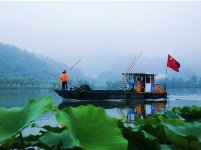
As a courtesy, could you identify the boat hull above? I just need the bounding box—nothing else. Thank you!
[54,89,166,100]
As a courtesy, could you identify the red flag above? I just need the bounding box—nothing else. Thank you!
[167,54,180,72]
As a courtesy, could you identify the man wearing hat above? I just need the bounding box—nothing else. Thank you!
[60,70,68,90]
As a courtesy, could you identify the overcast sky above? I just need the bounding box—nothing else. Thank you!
[0,1,201,74]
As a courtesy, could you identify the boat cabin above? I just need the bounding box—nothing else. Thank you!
[122,73,166,94]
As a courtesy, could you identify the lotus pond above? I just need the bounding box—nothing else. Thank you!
[1,88,201,149]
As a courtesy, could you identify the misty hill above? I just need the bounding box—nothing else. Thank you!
[0,42,84,82]
[0,42,198,86]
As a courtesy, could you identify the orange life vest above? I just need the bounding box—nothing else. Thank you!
[60,73,68,82]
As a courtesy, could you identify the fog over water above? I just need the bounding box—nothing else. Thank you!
[0,1,201,75]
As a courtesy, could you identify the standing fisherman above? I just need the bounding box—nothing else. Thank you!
[60,70,68,90]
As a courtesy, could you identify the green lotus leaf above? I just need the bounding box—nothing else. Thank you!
[163,122,201,149]
[172,105,201,122]
[165,110,180,119]
[134,119,146,126]
[163,122,201,139]
[179,105,201,122]
[132,130,160,150]
[158,113,184,126]
[163,119,184,126]
[0,96,54,145]
[56,105,128,150]
[133,115,161,131]
[32,123,65,133]
[121,128,138,150]
[160,144,178,150]
[165,127,199,149]
[39,130,72,149]
[196,118,201,123]
[182,105,201,112]
[172,107,181,114]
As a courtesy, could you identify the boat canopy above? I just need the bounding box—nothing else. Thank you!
[122,72,157,84]
[122,72,157,76]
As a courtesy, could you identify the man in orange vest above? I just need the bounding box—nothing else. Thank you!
[60,70,68,90]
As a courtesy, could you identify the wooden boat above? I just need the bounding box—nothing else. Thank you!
[54,72,167,100]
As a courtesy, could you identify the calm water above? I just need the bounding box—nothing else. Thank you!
[166,88,201,109]
[1,88,201,108]
[1,88,201,127]
[0,89,62,108]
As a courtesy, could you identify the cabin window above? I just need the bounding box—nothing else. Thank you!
[151,75,154,83]
[137,75,141,82]
[146,76,150,83]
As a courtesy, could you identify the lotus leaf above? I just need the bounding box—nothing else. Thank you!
[130,130,160,150]
[39,130,72,149]
[121,128,137,150]
[165,127,199,149]
[165,110,180,119]
[160,144,178,150]
[158,113,184,126]
[56,105,128,150]
[163,122,201,149]
[172,107,181,114]
[0,96,54,145]
[176,105,201,122]
[163,122,201,141]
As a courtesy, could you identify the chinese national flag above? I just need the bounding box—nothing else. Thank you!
[167,54,180,72]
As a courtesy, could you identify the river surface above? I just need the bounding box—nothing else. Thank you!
[1,88,201,108]
[1,88,201,130]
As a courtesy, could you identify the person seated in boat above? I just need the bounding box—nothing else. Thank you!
[127,82,134,90]
[60,70,68,90]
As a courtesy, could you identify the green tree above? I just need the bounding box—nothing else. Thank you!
[18,77,25,87]
[198,78,201,88]
[191,75,197,87]
[10,77,19,87]
[77,79,89,86]
[0,77,5,87]
[177,78,184,88]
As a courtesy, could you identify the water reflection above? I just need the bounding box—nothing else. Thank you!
[0,89,61,108]
[58,99,167,123]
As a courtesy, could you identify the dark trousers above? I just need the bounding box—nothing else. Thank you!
[62,81,68,90]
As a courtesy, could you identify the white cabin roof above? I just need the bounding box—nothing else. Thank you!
[122,72,157,76]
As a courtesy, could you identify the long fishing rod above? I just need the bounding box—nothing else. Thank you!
[69,59,81,71]
[42,70,60,79]
[43,59,81,79]
[51,59,81,90]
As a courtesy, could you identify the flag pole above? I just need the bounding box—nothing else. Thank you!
[165,66,167,90]
[165,55,168,90]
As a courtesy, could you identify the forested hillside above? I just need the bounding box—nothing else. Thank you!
[1,42,200,89]
[0,42,85,85]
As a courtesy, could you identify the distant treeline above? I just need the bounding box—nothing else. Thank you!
[0,76,93,89]
[157,75,201,88]
[1,75,200,89]
[104,75,201,89]
[0,76,47,88]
